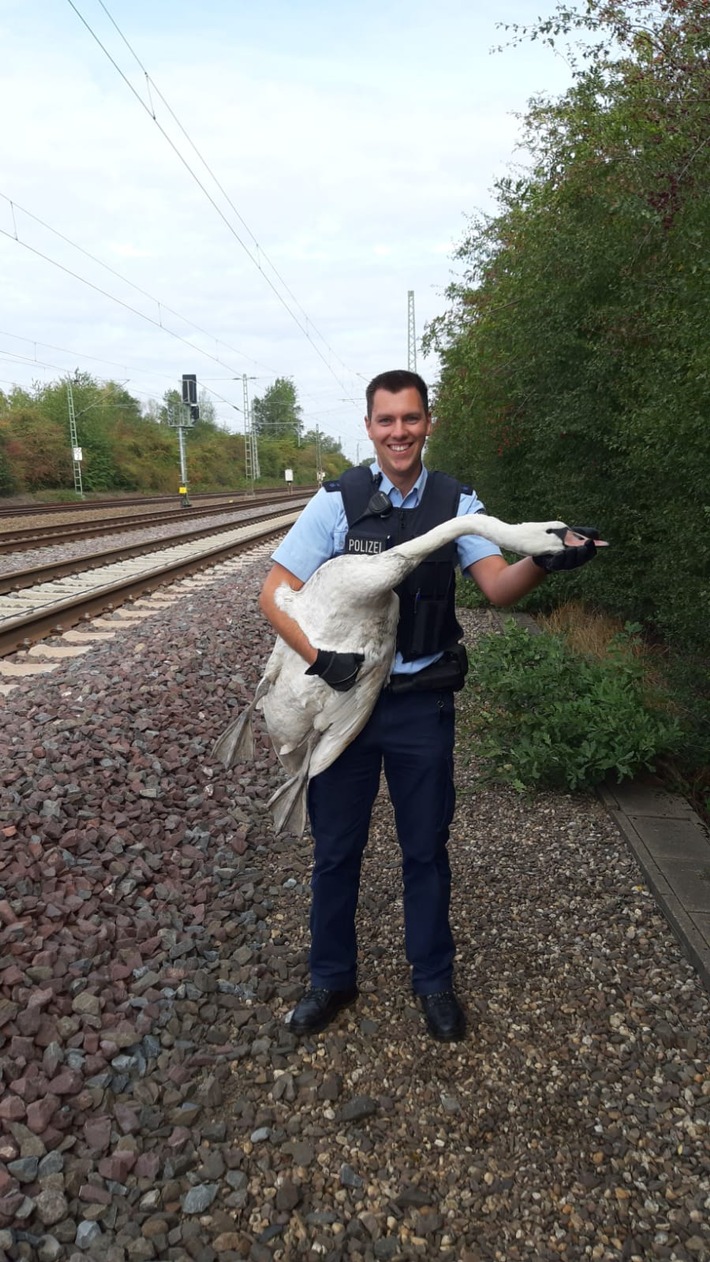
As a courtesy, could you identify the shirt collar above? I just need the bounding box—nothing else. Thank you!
[370,462,427,507]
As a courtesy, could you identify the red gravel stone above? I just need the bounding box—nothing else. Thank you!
[0,1095,26,1122]
[48,1068,84,1095]
[83,1117,112,1154]
[26,1094,59,1133]
[97,1150,137,1181]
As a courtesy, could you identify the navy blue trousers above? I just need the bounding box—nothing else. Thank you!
[306,687,457,995]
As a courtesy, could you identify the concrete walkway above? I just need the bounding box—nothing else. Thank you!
[600,779,710,995]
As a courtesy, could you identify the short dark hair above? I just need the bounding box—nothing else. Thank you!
[365,370,429,417]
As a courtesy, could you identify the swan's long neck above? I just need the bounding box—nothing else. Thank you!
[347,512,552,597]
[392,513,543,563]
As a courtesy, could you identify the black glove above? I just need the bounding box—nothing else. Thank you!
[305,650,364,692]
[532,527,601,573]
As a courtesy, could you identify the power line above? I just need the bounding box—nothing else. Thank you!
[0,328,175,385]
[65,0,362,404]
[0,348,201,412]
[0,192,279,379]
[95,0,350,366]
[0,217,258,416]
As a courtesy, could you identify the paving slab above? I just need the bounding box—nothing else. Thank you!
[600,780,696,819]
[627,812,710,861]
[598,779,710,994]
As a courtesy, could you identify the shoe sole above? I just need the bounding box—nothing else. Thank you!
[425,1021,466,1043]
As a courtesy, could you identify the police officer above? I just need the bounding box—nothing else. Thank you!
[259,369,598,1041]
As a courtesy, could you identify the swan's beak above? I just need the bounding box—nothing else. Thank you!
[545,526,609,549]
[564,529,609,548]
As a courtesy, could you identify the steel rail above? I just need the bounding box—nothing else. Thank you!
[0,512,299,657]
[0,498,310,594]
[0,485,316,518]
[0,491,306,552]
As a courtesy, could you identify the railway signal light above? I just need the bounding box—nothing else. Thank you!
[182,374,198,406]
[167,374,200,507]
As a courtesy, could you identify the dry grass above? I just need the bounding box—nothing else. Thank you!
[538,601,629,660]
[529,603,710,827]
[538,600,675,708]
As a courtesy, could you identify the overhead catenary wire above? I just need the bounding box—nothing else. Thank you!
[95,0,357,380]
[0,345,188,411]
[0,328,196,390]
[0,217,269,417]
[65,0,363,406]
[0,192,280,379]
[0,204,362,433]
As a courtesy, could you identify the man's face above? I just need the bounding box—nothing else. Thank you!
[365,386,432,493]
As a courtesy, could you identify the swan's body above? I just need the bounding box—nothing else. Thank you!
[212,513,570,835]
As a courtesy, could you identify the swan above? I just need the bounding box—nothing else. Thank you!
[212,513,584,836]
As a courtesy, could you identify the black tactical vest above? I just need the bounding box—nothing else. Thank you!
[325,467,468,662]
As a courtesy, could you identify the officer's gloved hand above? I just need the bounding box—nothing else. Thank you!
[305,650,364,693]
[532,527,601,573]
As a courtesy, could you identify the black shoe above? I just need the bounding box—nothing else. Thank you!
[419,990,466,1042]
[289,986,358,1036]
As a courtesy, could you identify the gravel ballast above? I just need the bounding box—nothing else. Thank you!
[0,550,708,1262]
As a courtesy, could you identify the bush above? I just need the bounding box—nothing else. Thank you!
[464,620,680,792]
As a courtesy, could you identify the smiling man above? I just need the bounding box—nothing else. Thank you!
[258,369,598,1042]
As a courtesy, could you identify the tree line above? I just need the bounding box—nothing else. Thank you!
[0,373,349,497]
[425,0,709,662]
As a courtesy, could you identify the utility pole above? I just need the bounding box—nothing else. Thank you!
[243,373,260,492]
[65,380,84,499]
[315,424,324,483]
[407,290,417,372]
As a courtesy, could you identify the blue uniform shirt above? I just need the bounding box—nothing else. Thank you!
[271,463,501,674]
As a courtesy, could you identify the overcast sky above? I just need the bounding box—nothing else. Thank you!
[0,0,576,463]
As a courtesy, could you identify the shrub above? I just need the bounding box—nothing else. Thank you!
[464,620,680,792]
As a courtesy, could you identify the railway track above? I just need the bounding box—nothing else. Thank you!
[0,497,310,592]
[0,490,307,551]
[0,485,316,518]
[0,508,301,657]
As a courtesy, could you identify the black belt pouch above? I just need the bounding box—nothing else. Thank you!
[387,643,469,695]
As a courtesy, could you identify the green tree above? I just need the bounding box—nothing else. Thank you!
[252,377,303,442]
[425,0,710,653]
[0,405,68,491]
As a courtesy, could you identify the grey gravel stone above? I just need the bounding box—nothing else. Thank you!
[37,1237,63,1262]
[180,1184,219,1214]
[75,1220,103,1249]
[34,1189,70,1227]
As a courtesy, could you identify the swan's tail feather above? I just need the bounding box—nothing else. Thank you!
[211,700,256,768]
[269,771,309,837]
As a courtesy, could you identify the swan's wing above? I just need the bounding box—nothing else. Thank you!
[306,660,392,779]
[264,664,390,836]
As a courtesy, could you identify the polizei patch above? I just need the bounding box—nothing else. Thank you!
[346,537,386,555]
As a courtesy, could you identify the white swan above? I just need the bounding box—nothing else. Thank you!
[212,513,576,836]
